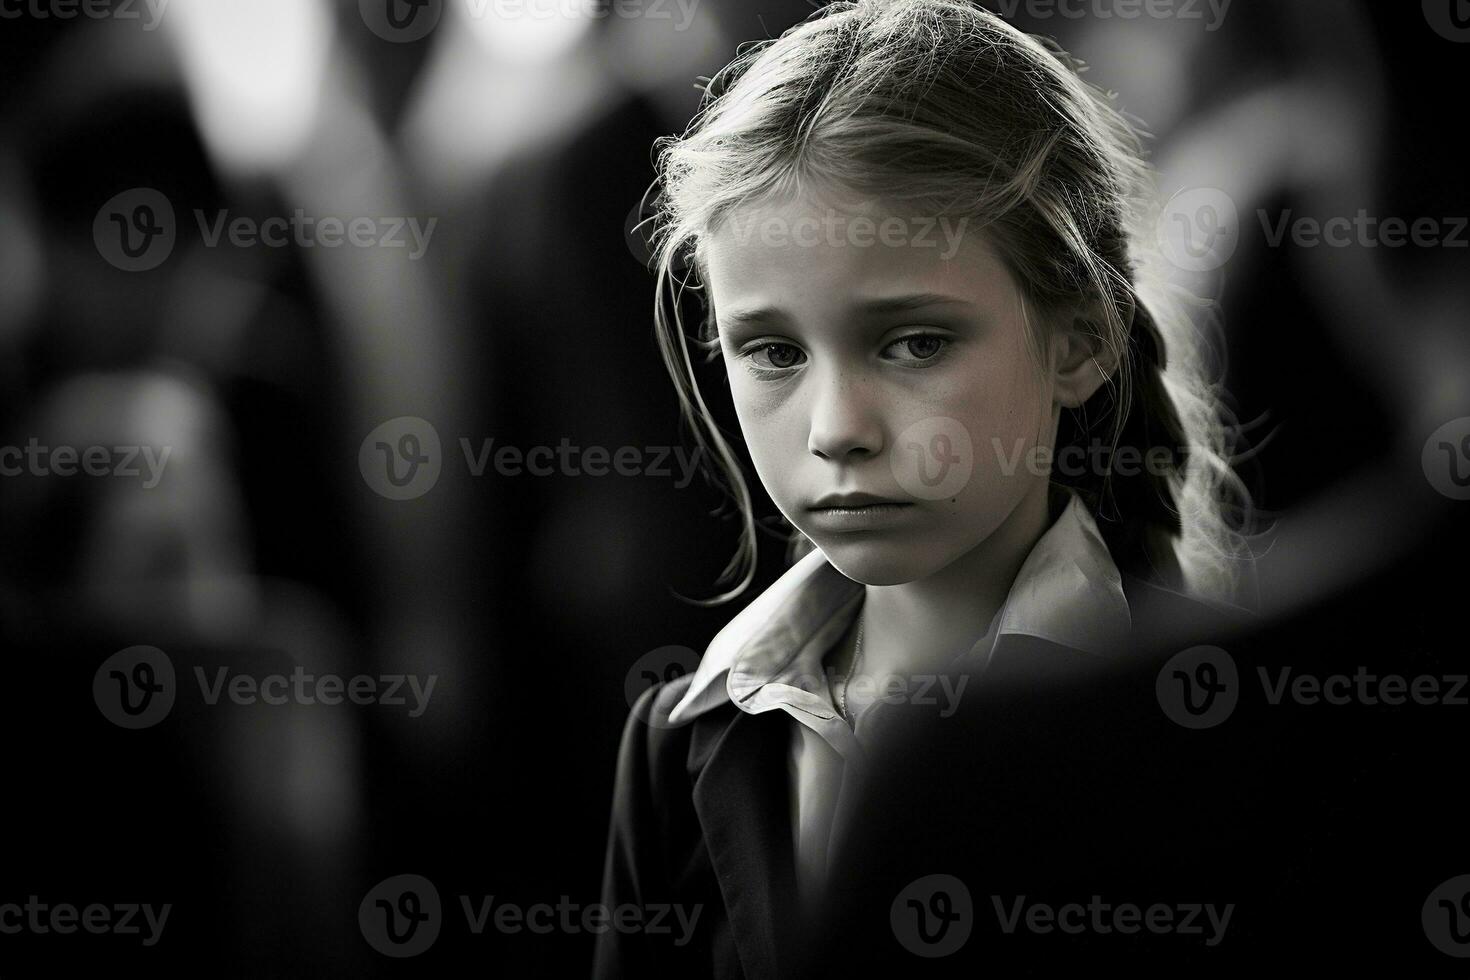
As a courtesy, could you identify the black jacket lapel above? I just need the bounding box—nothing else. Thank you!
[690,707,800,980]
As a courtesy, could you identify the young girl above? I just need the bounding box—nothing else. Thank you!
[598,1,1252,976]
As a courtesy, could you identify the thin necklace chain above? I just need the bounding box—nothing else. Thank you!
[838,616,865,726]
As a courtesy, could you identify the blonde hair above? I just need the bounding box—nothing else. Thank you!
[643,0,1256,606]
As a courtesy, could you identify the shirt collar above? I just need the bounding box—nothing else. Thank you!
[666,488,1132,727]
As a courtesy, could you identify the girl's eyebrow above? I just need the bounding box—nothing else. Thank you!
[722,292,974,326]
[853,292,975,315]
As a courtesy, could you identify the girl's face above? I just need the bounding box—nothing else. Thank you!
[702,192,1089,586]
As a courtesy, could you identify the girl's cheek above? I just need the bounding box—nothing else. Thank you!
[951,363,1047,493]
[729,374,806,444]
[728,377,803,470]
[916,350,1035,439]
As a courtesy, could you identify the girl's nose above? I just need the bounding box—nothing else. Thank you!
[807,367,885,461]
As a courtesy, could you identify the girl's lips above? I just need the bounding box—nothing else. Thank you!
[804,502,916,532]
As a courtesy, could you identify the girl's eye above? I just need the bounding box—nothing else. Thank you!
[746,342,806,371]
[738,335,948,374]
[884,334,949,363]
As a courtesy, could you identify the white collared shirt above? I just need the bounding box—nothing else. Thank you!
[667,488,1133,903]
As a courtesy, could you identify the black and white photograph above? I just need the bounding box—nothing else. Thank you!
[0,0,1466,974]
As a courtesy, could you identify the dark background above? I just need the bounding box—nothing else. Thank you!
[0,0,1466,973]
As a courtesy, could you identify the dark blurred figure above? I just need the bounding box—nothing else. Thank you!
[808,522,1467,973]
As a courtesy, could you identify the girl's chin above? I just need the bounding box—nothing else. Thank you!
[813,538,946,587]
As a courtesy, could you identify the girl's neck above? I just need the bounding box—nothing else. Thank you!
[854,481,1057,680]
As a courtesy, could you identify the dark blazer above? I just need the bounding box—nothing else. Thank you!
[594,669,797,980]
[594,573,1266,979]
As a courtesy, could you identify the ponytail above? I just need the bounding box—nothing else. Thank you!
[1054,298,1187,590]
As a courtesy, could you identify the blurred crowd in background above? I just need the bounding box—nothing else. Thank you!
[0,0,1466,973]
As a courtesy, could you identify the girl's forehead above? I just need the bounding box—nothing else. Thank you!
[713,188,941,228]
[701,195,1016,316]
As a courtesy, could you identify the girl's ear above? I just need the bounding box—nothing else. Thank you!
[1051,294,1130,408]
